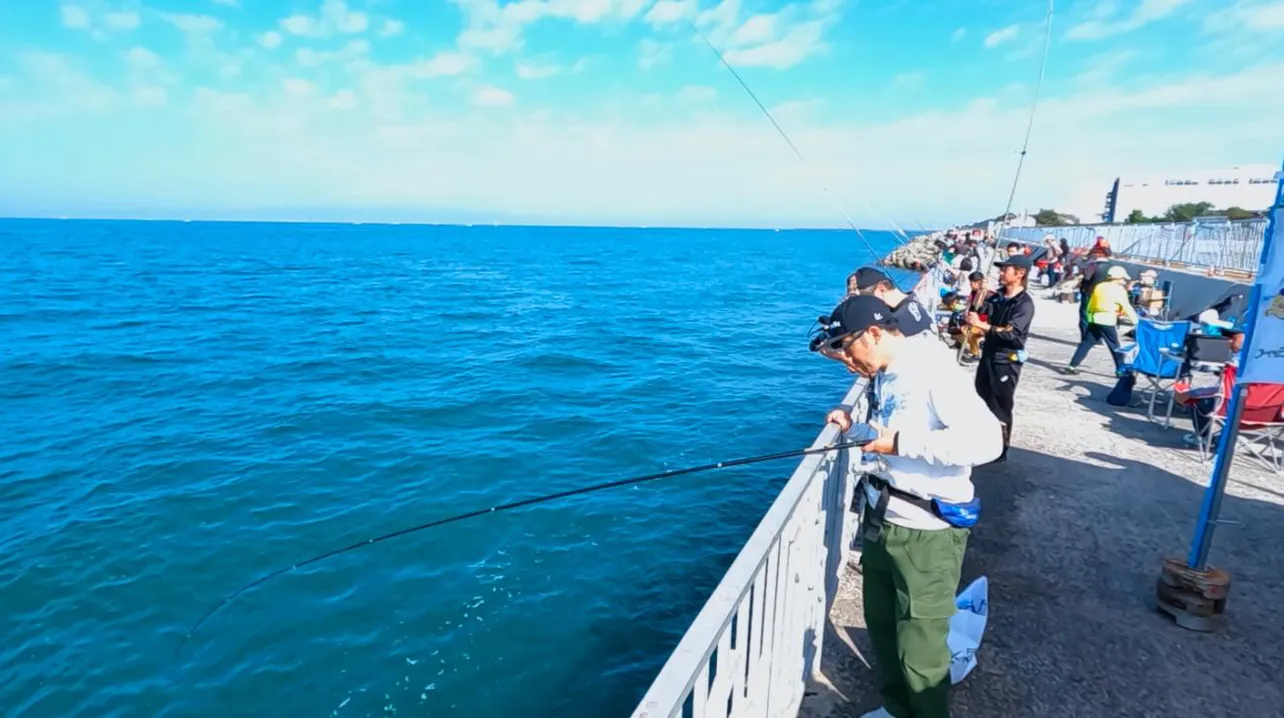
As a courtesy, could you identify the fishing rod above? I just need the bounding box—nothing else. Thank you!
[691,26,912,253]
[982,0,1055,272]
[959,0,1055,363]
[176,435,874,656]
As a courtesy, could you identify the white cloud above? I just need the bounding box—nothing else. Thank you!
[984,24,1020,48]
[8,51,118,118]
[280,0,368,38]
[454,0,660,57]
[723,19,827,69]
[645,0,698,26]
[676,85,718,103]
[131,85,168,108]
[892,72,924,90]
[1204,0,1284,33]
[281,15,316,35]
[59,5,91,29]
[296,40,369,67]
[259,31,283,49]
[162,13,223,34]
[405,51,477,78]
[732,14,778,45]
[1072,48,1139,86]
[380,18,405,37]
[105,11,141,30]
[692,1,840,69]
[282,78,316,96]
[516,61,561,79]
[472,85,515,107]
[9,20,1284,229]
[208,61,1280,225]
[1067,0,1192,40]
[459,24,524,53]
[951,27,966,42]
[327,89,358,110]
[125,47,161,69]
[638,38,672,69]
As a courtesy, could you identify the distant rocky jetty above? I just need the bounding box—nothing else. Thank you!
[880,233,944,271]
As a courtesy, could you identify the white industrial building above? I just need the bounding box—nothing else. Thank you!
[1103,164,1278,223]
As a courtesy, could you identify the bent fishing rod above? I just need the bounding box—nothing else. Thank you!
[176,435,874,656]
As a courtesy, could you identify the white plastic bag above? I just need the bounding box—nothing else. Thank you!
[948,576,989,684]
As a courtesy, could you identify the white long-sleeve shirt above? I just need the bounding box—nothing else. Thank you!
[862,339,1004,530]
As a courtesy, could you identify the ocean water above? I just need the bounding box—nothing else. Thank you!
[0,220,907,718]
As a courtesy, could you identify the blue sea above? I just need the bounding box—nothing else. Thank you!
[0,220,907,718]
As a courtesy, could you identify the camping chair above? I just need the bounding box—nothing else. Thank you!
[1124,319,1191,426]
[1183,365,1284,473]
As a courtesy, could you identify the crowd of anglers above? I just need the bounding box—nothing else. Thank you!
[803,226,1249,718]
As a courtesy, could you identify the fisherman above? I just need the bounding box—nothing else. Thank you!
[1063,265,1137,376]
[849,266,933,337]
[1076,238,1115,338]
[967,254,1036,461]
[821,295,1003,718]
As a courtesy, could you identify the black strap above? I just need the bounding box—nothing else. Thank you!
[867,476,935,514]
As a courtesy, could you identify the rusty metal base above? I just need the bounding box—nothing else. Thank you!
[1154,557,1231,632]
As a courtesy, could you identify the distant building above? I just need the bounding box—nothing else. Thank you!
[1101,165,1277,223]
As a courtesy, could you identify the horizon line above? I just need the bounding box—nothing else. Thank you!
[0,214,942,234]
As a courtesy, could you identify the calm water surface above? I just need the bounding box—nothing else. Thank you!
[0,220,904,717]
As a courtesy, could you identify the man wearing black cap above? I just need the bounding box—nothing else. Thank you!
[821,296,1003,718]
[966,253,1036,462]
[850,266,933,338]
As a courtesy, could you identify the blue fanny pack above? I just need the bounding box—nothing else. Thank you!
[930,497,981,528]
[866,477,981,530]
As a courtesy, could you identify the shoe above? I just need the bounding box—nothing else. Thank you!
[860,708,894,718]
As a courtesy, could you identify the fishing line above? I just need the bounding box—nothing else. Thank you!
[961,0,1054,363]
[691,26,912,253]
[983,0,1055,270]
[176,437,871,656]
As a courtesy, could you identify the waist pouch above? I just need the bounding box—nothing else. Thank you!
[864,476,980,530]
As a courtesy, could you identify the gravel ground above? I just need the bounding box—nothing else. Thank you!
[801,291,1284,718]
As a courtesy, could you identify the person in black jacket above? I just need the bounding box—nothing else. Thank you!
[966,254,1036,462]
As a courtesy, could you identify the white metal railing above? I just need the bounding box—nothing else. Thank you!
[1004,218,1268,274]
[631,380,868,718]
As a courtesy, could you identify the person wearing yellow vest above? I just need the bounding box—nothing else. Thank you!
[1063,265,1138,375]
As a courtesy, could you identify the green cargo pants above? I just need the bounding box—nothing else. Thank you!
[861,523,969,718]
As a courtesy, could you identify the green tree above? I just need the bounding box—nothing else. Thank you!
[1163,202,1216,222]
[1033,209,1080,226]
[1223,206,1261,220]
[1125,209,1148,224]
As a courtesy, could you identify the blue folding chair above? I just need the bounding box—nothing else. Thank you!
[1125,319,1191,425]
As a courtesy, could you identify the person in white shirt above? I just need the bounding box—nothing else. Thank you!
[820,296,1003,718]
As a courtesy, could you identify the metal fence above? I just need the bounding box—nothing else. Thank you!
[629,379,867,718]
[629,270,953,718]
[1003,218,1268,275]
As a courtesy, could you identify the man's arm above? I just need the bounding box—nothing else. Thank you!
[988,295,1034,344]
[895,362,1003,466]
[1118,287,1140,325]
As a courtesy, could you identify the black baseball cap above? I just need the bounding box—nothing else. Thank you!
[994,254,1033,270]
[851,266,893,292]
[830,295,898,342]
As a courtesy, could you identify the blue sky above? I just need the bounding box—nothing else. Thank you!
[0,0,1282,228]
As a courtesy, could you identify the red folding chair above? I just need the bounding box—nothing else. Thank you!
[1183,364,1284,472]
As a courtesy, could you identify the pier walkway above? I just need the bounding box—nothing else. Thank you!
[801,292,1284,717]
